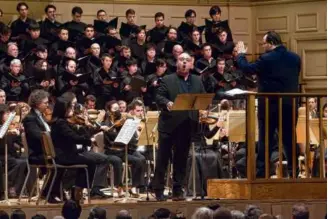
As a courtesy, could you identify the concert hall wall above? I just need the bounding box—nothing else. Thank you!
[0,0,326,93]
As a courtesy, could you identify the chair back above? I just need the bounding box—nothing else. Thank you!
[41,131,56,165]
[20,132,29,158]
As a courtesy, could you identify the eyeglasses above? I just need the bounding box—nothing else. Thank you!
[178,57,192,62]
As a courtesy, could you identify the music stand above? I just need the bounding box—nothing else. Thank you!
[172,93,215,200]
[114,118,142,203]
[0,112,16,205]
[137,111,159,202]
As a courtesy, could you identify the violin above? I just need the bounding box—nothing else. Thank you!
[199,110,219,125]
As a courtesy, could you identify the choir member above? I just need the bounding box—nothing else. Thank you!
[112,45,131,76]
[147,12,168,46]
[205,5,233,44]
[166,44,183,74]
[120,57,146,103]
[84,43,102,76]
[39,5,61,43]
[32,59,56,94]
[20,22,49,57]
[96,9,107,21]
[160,27,179,57]
[55,47,76,76]
[1,59,29,101]
[184,27,203,61]
[0,42,19,75]
[64,7,87,42]
[212,57,236,99]
[93,54,120,108]
[195,43,216,75]
[76,24,96,56]
[144,58,167,110]
[119,9,138,45]
[48,26,74,65]
[178,9,197,40]
[57,59,88,103]
[10,2,36,39]
[129,27,146,64]
[140,43,157,76]
[213,27,235,58]
[0,26,11,56]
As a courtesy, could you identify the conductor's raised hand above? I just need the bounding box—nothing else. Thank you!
[236,41,247,54]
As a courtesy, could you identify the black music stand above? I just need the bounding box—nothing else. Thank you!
[0,112,17,205]
[172,93,215,200]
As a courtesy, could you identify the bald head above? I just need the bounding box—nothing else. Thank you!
[65,47,76,59]
[91,43,100,57]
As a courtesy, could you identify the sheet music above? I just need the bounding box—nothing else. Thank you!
[114,118,141,145]
[225,88,256,96]
[0,112,16,139]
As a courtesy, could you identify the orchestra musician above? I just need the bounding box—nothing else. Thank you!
[151,52,205,201]
[103,100,146,197]
[59,91,121,199]
[22,90,61,203]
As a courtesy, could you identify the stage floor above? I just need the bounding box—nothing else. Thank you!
[0,195,326,219]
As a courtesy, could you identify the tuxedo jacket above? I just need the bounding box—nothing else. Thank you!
[156,73,205,134]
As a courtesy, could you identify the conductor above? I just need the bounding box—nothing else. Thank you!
[235,31,301,177]
[151,52,205,201]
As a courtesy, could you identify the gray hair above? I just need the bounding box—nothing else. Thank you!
[7,42,18,49]
[28,89,49,109]
[10,59,21,66]
[231,210,245,219]
[192,207,213,219]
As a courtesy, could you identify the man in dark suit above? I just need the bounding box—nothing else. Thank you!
[151,52,205,201]
[236,31,301,177]
[22,89,60,202]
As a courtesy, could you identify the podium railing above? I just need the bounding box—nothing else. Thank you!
[245,92,327,181]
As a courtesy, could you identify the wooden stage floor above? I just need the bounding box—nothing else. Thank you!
[0,195,326,218]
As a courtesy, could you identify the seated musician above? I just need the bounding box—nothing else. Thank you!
[59,92,123,199]
[0,104,34,198]
[22,90,60,203]
[102,100,146,197]
[185,111,225,196]
[1,59,30,102]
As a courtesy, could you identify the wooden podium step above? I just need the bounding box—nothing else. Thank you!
[207,178,327,200]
